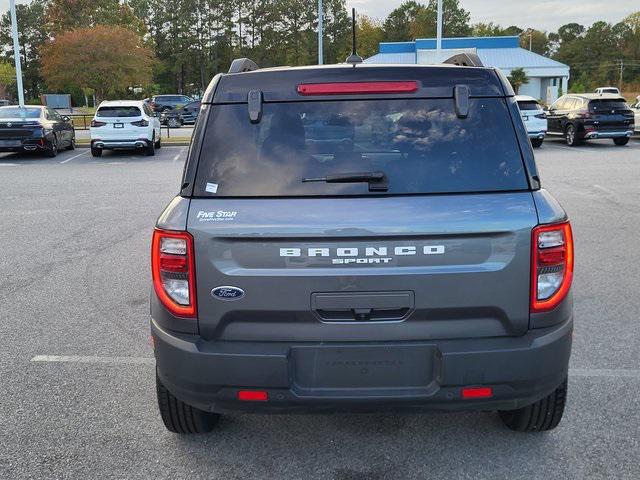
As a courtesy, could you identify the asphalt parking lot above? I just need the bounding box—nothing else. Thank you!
[1,139,639,479]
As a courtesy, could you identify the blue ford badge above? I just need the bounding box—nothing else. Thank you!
[211,286,245,301]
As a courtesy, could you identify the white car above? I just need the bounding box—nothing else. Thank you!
[630,96,640,133]
[595,87,620,95]
[515,95,547,148]
[90,100,161,157]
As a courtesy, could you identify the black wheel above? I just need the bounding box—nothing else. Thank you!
[155,136,161,149]
[499,378,567,432]
[168,117,181,128]
[47,136,58,157]
[156,372,220,434]
[613,137,629,146]
[531,137,544,148]
[91,146,102,157]
[146,138,156,156]
[565,125,580,146]
[66,134,76,150]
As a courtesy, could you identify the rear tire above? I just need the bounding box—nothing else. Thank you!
[47,136,58,158]
[91,146,102,157]
[531,137,544,148]
[499,378,567,432]
[155,136,161,149]
[565,125,580,146]
[168,117,181,128]
[156,372,220,434]
[613,137,629,146]
[66,135,76,150]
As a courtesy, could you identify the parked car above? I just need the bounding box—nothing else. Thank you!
[149,94,194,113]
[0,105,75,157]
[159,101,201,128]
[515,95,547,147]
[594,87,620,95]
[546,94,635,146]
[90,100,161,156]
[630,96,640,133]
[151,60,574,434]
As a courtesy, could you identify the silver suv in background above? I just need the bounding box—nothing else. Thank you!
[515,95,547,147]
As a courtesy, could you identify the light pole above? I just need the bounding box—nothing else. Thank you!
[10,0,25,107]
[318,0,323,65]
[436,0,443,54]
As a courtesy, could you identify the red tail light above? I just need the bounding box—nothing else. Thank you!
[237,390,269,402]
[531,222,574,313]
[131,119,149,127]
[461,387,493,399]
[91,120,106,127]
[151,229,197,318]
[297,81,419,96]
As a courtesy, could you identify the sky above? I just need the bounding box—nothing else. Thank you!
[0,0,637,33]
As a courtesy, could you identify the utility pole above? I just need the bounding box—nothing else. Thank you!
[618,59,624,91]
[9,0,25,107]
[436,0,443,54]
[529,31,532,51]
[318,0,323,65]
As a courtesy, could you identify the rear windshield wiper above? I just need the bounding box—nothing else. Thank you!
[302,171,388,192]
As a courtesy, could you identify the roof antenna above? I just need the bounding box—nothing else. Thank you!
[345,8,363,66]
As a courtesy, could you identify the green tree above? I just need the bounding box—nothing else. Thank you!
[357,15,385,59]
[408,0,471,39]
[45,0,146,36]
[507,67,529,94]
[383,1,425,42]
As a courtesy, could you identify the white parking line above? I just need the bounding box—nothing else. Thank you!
[29,355,640,379]
[0,163,18,166]
[172,147,186,162]
[59,150,89,164]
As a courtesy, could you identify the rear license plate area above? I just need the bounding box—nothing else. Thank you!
[291,345,438,396]
[113,123,124,128]
[0,140,21,147]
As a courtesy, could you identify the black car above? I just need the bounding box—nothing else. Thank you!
[0,106,75,157]
[150,94,194,113]
[546,94,635,146]
[159,101,201,128]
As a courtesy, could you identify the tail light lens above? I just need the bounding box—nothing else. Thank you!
[151,229,197,318]
[531,222,574,313]
[131,119,149,127]
[297,81,419,96]
[91,120,106,127]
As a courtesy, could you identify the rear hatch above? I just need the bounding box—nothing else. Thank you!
[92,105,144,139]
[588,98,634,131]
[0,108,43,145]
[188,80,537,343]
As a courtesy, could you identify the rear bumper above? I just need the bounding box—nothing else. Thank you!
[527,131,546,139]
[583,129,633,139]
[91,139,151,150]
[0,137,52,152]
[152,318,573,414]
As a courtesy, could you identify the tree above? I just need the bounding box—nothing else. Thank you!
[508,67,529,94]
[0,0,48,100]
[383,1,425,42]
[40,25,155,102]
[45,0,146,36]
[407,0,471,39]
[520,29,550,55]
[357,15,385,59]
[0,62,15,99]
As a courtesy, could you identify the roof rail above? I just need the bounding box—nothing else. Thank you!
[442,52,484,67]
[228,58,260,74]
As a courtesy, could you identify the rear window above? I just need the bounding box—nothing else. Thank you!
[96,106,141,117]
[517,100,542,111]
[194,98,528,197]
[589,99,628,112]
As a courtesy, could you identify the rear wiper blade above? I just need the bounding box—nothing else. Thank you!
[302,171,388,191]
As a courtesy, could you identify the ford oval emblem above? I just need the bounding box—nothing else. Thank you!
[211,286,245,301]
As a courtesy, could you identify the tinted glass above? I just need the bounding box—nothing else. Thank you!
[0,107,40,119]
[517,101,541,111]
[194,98,528,197]
[96,106,141,117]
[589,99,629,112]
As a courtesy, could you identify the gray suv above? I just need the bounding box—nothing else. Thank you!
[151,59,574,434]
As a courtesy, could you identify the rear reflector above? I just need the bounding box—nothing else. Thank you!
[297,81,419,96]
[237,390,269,402]
[461,387,493,399]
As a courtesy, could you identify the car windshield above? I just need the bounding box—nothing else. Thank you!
[96,106,141,117]
[0,107,40,119]
[517,101,542,111]
[194,98,528,197]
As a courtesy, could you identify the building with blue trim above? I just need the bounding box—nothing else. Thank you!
[365,36,570,104]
